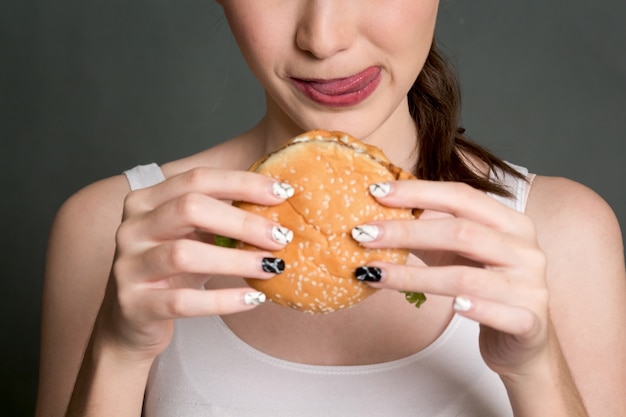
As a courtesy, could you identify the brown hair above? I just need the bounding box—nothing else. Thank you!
[409,41,525,197]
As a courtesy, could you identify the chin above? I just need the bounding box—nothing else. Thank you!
[268,86,412,148]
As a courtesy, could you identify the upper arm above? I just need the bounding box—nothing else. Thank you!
[527,176,626,417]
[35,176,129,417]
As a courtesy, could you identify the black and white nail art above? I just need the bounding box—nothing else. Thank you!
[354,266,382,282]
[272,182,295,199]
[369,182,390,198]
[244,291,267,306]
[262,257,285,274]
[351,224,380,243]
[271,226,293,245]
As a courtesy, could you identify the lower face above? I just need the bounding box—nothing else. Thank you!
[219,0,440,144]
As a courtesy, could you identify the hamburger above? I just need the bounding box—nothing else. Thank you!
[233,129,422,314]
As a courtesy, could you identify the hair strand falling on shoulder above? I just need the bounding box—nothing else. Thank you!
[409,41,526,197]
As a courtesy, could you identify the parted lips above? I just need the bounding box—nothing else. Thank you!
[235,130,417,314]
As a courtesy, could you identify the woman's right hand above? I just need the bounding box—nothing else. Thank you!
[94,167,294,363]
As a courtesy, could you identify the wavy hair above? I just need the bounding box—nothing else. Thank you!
[409,42,525,196]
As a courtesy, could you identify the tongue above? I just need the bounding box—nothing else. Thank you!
[307,67,380,96]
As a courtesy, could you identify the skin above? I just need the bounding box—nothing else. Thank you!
[35,1,626,416]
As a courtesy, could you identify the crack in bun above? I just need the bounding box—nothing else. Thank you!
[235,130,419,314]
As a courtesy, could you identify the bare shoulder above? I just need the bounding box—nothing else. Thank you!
[44,172,132,316]
[526,175,626,416]
[525,174,625,301]
[526,175,624,260]
[48,174,131,269]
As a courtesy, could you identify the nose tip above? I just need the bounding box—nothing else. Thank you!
[295,6,354,59]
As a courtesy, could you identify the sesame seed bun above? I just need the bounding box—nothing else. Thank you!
[235,130,418,314]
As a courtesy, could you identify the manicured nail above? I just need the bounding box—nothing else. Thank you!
[453,296,472,312]
[369,182,391,198]
[351,224,380,243]
[244,291,266,306]
[262,257,285,274]
[272,182,295,199]
[271,225,293,245]
[355,266,382,282]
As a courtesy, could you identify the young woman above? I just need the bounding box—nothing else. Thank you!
[36,1,626,416]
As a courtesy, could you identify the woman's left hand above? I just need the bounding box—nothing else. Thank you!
[353,179,550,378]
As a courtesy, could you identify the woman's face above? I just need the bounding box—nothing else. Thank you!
[219,0,439,142]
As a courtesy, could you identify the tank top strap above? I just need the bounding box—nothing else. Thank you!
[123,163,166,191]
[488,162,536,213]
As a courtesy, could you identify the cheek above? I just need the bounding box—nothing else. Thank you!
[220,3,287,74]
[369,1,438,54]
[369,3,438,89]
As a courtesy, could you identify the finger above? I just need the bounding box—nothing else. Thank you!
[358,262,542,304]
[124,167,293,217]
[118,239,284,283]
[355,217,541,267]
[452,295,542,339]
[141,287,269,319]
[373,180,535,238]
[121,192,292,250]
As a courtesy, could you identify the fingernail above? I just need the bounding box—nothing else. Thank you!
[244,291,266,306]
[355,266,382,282]
[369,182,391,198]
[453,296,472,312]
[272,182,295,199]
[351,224,380,243]
[271,225,293,245]
[262,257,285,274]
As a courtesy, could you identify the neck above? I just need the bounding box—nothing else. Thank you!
[256,95,420,173]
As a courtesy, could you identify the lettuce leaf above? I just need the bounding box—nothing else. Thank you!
[214,235,237,248]
[401,291,427,308]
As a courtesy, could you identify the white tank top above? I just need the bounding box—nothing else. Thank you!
[124,162,534,417]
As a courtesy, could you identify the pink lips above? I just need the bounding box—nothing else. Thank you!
[291,66,381,107]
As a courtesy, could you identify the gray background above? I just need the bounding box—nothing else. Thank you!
[2,0,625,414]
